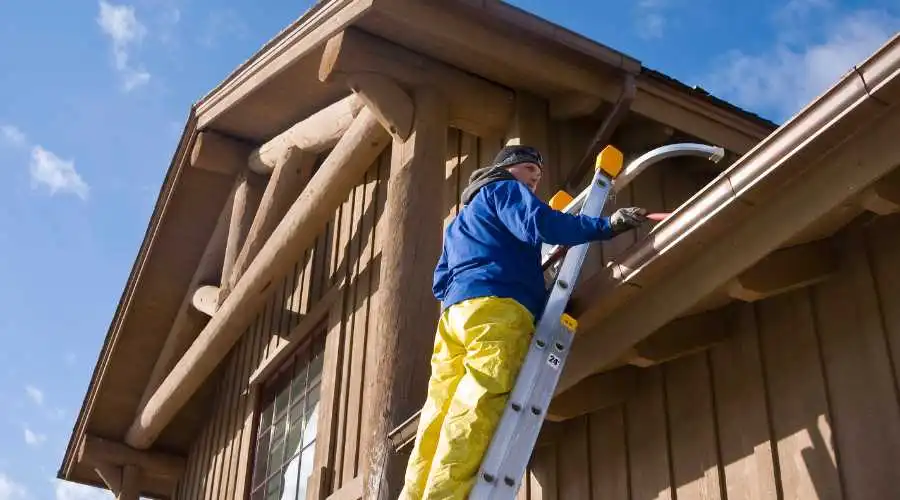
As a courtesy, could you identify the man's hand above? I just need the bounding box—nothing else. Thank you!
[609,207,648,234]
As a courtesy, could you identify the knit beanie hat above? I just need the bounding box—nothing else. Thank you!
[490,145,544,170]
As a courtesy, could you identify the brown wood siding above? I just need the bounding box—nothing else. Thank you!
[519,215,900,500]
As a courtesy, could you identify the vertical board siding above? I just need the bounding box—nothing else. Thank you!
[172,150,387,499]
[519,214,900,500]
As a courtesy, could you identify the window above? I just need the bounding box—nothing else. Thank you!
[250,333,325,500]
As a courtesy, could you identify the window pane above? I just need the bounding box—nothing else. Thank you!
[279,454,303,500]
[303,401,319,448]
[260,402,274,430]
[295,445,316,500]
[290,363,308,399]
[274,383,291,418]
[285,413,304,460]
[253,430,271,488]
[266,474,282,500]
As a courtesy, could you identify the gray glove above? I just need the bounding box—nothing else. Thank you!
[609,207,648,234]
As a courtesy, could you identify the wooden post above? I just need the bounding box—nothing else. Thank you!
[118,465,141,500]
[365,87,449,500]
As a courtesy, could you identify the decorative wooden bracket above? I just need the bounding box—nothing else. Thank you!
[346,73,414,141]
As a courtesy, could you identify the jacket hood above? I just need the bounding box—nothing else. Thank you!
[460,166,518,206]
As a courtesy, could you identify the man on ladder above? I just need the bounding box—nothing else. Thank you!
[398,145,649,500]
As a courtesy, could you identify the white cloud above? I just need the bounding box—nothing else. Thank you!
[54,480,113,500]
[29,146,90,201]
[24,427,47,447]
[0,473,26,500]
[635,0,667,39]
[1,125,26,147]
[704,6,899,121]
[25,385,44,406]
[97,1,151,91]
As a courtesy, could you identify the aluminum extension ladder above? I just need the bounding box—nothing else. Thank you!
[468,142,725,500]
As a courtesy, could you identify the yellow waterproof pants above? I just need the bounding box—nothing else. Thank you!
[398,296,535,500]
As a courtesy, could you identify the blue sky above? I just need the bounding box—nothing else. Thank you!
[0,0,896,498]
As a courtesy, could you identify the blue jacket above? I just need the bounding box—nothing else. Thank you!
[433,179,615,321]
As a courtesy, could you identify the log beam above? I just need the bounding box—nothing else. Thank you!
[319,27,514,138]
[191,285,219,317]
[125,106,390,450]
[346,73,414,141]
[725,239,838,302]
[78,434,184,480]
[365,87,449,500]
[220,170,266,293]
[221,147,316,301]
[189,130,253,177]
[248,94,365,174]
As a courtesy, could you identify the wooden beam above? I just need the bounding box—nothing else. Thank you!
[222,147,316,301]
[546,366,638,422]
[859,166,900,214]
[190,285,219,317]
[93,463,122,493]
[125,106,390,450]
[248,94,365,174]
[626,306,735,366]
[221,169,266,296]
[725,239,838,302]
[78,435,184,480]
[189,130,253,176]
[346,73,414,141]
[365,87,449,500]
[319,27,514,138]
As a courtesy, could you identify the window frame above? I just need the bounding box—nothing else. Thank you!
[245,324,327,500]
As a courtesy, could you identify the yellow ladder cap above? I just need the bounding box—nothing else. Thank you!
[549,190,574,211]
[595,145,624,178]
[560,313,578,332]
